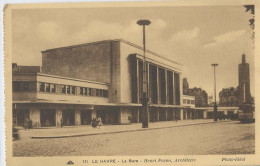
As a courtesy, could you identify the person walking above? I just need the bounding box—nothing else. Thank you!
[91,117,97,129]
[24,118,29,131]
[60,117,63,128]
[97,116,103,129]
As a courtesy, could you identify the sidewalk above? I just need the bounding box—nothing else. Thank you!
[17,119,231,139]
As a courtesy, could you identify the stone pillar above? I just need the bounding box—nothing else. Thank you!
[136,59,140,103]
[179,73,183,105]
[157,67,161,104]
[92,110,97,119]
[165,70,169,105]
[180,109,184,120]
[165,108,168,121]
[30,106,40,127]
[75,110,81,126]
[203,110,207,119]
[136,109,139,123]
[56,107,63,127]
[172,72,175,105]
[157,108,160,121]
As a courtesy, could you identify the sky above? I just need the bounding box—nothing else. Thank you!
[12,6,255,99]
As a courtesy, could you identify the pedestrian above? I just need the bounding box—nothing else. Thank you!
[91,117,97,129]
[60,117,63,128]
[24,118,29,131]
[97,116,103,129]
[28,118,33,129]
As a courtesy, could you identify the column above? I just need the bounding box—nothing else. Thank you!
[179,73,183,105]
[157,108,160,121]
[30,106,40,127]
[56,107,63,127]
[136,109,139,123]
[203,110,207,119]
[165,108,168,121]
[136,59,140,103]
[91,110,97,119]
[75,110,81,126]
[172,72,175,105]
[165,70,169,105]
[157,67,161,104]
[180,109,184,120]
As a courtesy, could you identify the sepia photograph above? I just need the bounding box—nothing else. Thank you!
[3,0,259,165]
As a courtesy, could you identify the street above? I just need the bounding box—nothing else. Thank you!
[13,121,254,156]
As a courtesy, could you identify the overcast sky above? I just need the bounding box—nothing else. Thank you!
[12,6,255,99]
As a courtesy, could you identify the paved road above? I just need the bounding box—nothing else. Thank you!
[13,121,254,156]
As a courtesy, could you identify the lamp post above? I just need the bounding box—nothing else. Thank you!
[211,63,218,121]
[137,19,151,128]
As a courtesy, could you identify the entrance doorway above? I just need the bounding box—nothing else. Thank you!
[40,109,56,127]
[96,109,119,124]
[81,110,92,125]
[13,109,30,126]
[62,109,75,126]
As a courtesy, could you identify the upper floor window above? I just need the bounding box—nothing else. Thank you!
[67,86,71,94]
[84,88,88,96]
[40,82,45,92]
[51,84,56,93]
[183,99,187,104]
[72,86,76,94]
[80,87,84,95]
[103,90,108,97]
[45,83,50,92]
[62,85,66,94]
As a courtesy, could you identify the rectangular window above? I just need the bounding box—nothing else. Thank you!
[40,82,45,92]
[103,90,108,97]
[51,84,56,93]
[72,86,76,94]
[67,86,71,94]
[22,82,30,91]
[88,88,93,96]
[62,85,66,94]
[96,89,100,97]
[187,100,191,104]
[80,87,84,95]
[45,83,50,92]
[183,99,186,104]
[84,88,88,96]
[13,81,21,92]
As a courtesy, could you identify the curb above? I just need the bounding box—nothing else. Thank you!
[31,120,231,139]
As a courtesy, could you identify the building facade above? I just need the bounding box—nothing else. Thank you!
[219,87,239,107]
[13,39,189,127]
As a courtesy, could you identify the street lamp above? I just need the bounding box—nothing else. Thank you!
[211,63,218,121]
[137,19,151,128]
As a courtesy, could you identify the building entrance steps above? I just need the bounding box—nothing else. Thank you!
[16,119,231,139]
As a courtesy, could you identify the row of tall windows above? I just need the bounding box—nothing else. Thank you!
[12,81,108,98]
[39,82,108,98]
[13,81,36,92]
[183,99,195,104]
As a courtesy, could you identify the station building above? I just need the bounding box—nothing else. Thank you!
[13,39,200,127]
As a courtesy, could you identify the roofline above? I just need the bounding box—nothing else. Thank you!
[41,39,182,66]
[13,72,110,86]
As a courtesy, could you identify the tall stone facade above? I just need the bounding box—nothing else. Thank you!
[238,54,251,104]
[219,87,239,106]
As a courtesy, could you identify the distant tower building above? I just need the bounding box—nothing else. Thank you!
[238,54,251,104]
[183,78,189,95]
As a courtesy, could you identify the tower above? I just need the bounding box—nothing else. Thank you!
[183,78,189,95]
[238,54,251,105]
